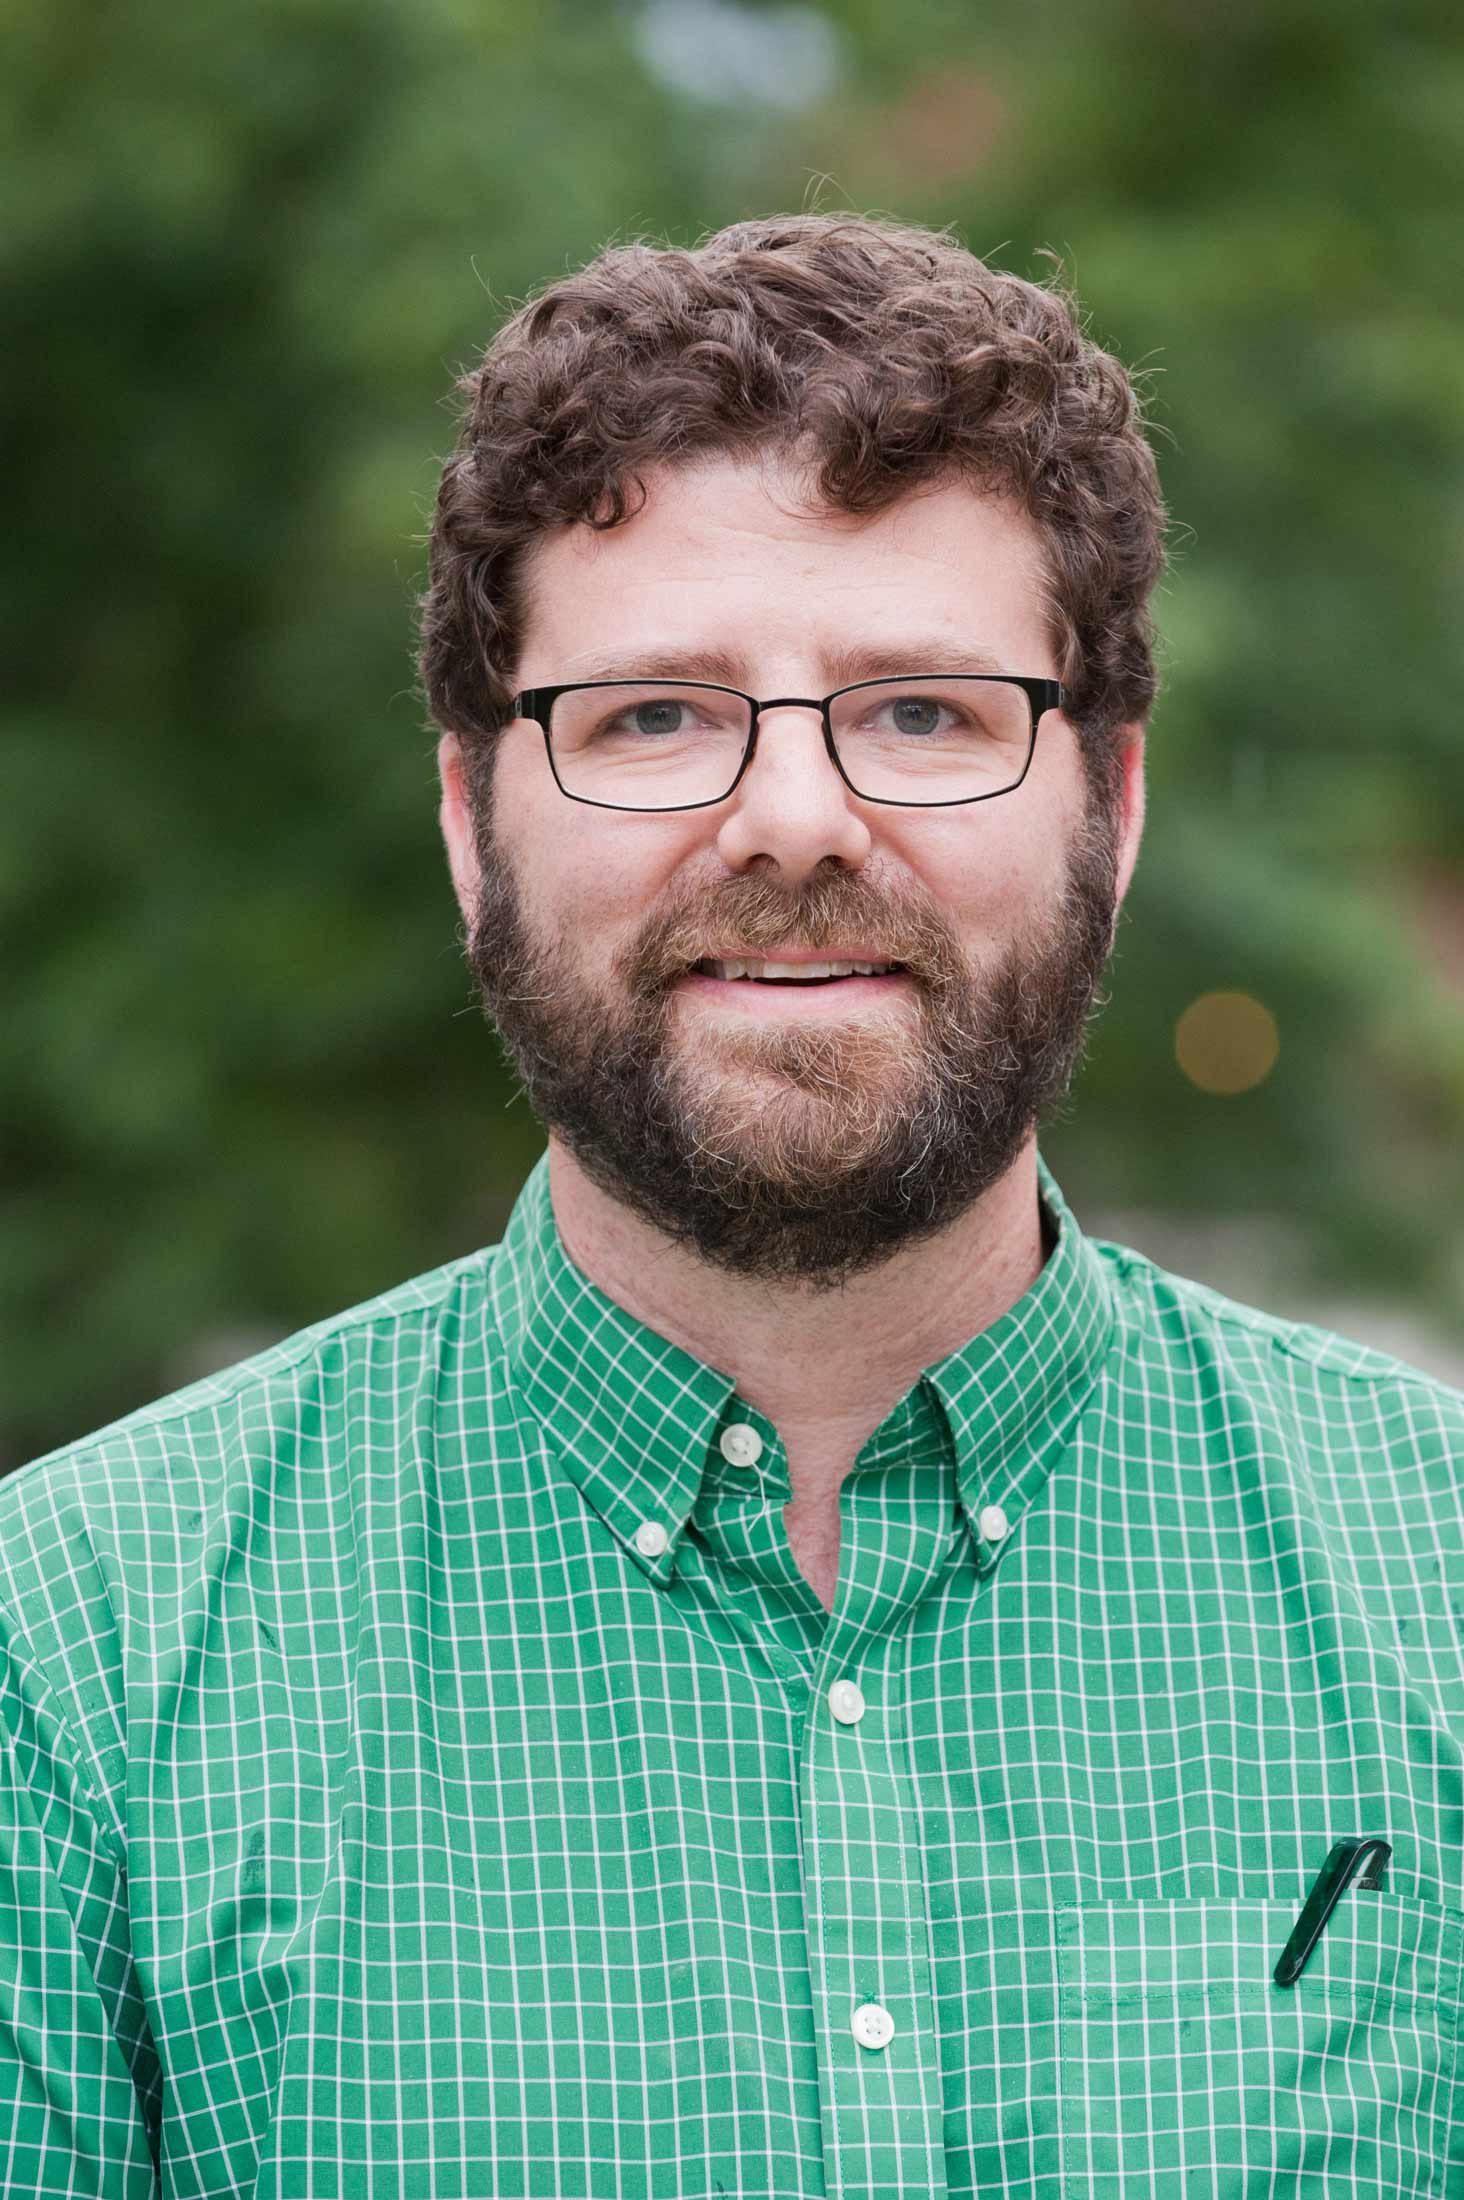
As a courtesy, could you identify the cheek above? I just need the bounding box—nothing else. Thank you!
[894,819,1017,914]
[493,734,671,929]
[894,810,1065,941]
[561,833,685,912]
[531,816,706,969]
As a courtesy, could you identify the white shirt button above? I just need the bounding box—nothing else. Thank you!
[978,1503,1010,1543]
[719,1422,763,1467]
[633,1520,669,1557]
[852,2002,895,2050]
[828,1680,865,1725]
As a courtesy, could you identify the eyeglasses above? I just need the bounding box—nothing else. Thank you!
[512,674,1066,812]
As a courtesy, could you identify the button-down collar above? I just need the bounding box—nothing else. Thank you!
[929,1154,1116,1576]
[489,1164,737,1587]
[491,1150,1116,1584]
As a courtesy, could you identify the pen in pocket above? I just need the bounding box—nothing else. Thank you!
[1273,1835,1392,1988]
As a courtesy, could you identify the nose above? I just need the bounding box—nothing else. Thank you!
[713,702,873,881]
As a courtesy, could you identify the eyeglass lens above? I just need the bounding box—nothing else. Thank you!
[545,679,1035,807]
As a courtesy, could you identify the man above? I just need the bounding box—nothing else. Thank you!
[2,214,1460,2197]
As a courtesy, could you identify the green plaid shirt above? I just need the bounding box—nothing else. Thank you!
[2,1151,1462,2198]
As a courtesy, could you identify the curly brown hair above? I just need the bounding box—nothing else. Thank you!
[418,213,1167,803]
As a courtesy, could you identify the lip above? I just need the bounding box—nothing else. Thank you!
[692,948,900,968]
[675,968,913,1015]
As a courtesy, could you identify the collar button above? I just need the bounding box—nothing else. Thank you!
[634,1520,669,1557]
[719,1422,763,1467]
[978,1503,1010,1543]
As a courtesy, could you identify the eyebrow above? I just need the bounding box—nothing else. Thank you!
[556,641,1016,689]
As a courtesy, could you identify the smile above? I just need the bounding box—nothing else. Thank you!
[693,958,903,983]
[676,962,914,1016]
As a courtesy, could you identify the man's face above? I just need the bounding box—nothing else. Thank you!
[439,455,1145,1286]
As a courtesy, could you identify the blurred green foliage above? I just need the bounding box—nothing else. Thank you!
[3,0,1461,1465]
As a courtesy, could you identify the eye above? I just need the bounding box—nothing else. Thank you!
[587,691,740,740]
[851,690,969,738]
[887,695,946,736]
[622,698,692,737]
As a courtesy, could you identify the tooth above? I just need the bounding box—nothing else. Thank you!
[828,962,855,977]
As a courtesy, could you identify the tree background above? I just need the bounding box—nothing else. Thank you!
[4,0,1462,1469]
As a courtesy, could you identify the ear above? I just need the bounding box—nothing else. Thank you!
[1111,722,1146,908]
[437,732,482,928]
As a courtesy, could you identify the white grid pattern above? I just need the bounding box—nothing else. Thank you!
[0,1151,1459,2195]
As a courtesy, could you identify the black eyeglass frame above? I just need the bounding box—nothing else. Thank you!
[511,674,1068,813]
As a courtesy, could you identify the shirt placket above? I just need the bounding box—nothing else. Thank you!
[800,1451,961,2200]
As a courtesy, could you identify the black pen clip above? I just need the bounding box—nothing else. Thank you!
[1273,1835,1392,1988]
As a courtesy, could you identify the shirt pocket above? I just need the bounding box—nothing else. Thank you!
[1055,1893,1464,2196]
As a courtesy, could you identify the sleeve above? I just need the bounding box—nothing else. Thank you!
[0,1601,161,2197]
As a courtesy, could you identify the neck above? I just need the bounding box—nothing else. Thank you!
[544,1136,1049,1483]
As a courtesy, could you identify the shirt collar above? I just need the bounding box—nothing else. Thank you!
[489,1151,1116,1586]
[926,1153,1116,1576]
[489,1158,737,1586]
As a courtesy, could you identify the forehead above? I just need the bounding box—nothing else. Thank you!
[514,455,1059,685]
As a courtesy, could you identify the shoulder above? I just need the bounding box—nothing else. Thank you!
[0,1245,517,1821]
[1092,1231,1464,1488]
[0,1242,511,1589]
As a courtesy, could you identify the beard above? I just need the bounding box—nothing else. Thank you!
[463,788,1122,1288]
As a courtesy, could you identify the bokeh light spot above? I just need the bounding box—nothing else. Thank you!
[1175,991,1280,1095]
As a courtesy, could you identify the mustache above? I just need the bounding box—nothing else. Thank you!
[620,868,966,995]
